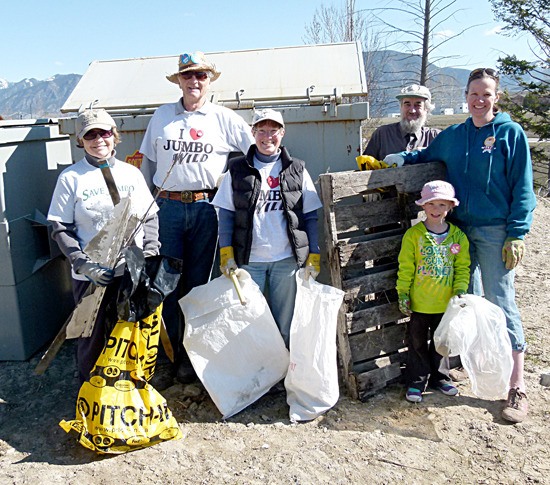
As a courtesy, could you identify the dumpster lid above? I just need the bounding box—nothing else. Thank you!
[61,42,367,113]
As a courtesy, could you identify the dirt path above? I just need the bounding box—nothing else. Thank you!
[1,199,549,485]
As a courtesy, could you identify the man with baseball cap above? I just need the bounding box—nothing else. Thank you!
[363,84,440,161]
[139,51,254,389]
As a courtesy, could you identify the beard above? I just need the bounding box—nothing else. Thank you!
[400,112,428,133]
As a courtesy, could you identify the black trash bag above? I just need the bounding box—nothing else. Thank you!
[114,246,183,322]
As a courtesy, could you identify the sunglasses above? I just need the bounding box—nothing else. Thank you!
[468,68,499,81]
[178,71,209,81]
[82,129,113,141]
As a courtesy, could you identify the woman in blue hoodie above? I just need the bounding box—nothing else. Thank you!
[386,68,536,423]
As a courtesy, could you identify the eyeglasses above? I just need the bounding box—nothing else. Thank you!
[254,128,282,137]
[468,68,499,81]
[82,129,113,141]
[178,71,209,81]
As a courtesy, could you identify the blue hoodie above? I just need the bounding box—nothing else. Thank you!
[403,112,536,239]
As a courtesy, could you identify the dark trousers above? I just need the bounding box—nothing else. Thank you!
[406,312,451,390]
[73,279,118,384]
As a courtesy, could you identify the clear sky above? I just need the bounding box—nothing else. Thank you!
[1,0,537,82]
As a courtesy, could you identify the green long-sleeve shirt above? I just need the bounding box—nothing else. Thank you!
[396,221,471,314]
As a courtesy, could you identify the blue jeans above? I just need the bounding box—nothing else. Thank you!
[157,198,218,364]
[461,224,526,351]
[242,257,299,348]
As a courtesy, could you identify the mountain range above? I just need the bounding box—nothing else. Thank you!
[0,74,81,120]
[0,50,517,120]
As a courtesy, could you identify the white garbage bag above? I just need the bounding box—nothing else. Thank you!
[285,270,345,422]
[434,294,513,399]
[179,270,289,419]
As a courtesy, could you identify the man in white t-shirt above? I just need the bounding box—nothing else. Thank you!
[139,51,254,389]
[213,109,322,347]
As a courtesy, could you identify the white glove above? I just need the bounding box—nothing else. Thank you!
[383,153,405,168]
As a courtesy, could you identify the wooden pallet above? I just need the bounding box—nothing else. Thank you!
[319,162,446,400]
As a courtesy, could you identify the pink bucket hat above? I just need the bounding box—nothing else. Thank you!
[415,180,459,207]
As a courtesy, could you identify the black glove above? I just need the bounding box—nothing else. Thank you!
[77,261,114,286]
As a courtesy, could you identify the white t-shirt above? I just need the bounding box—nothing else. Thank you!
[213,155,322,263]
[48,157,158,279]
[139,100,254,191]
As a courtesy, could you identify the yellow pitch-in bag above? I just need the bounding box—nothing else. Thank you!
[60,305,182,454]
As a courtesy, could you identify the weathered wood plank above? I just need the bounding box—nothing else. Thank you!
[334,193,421,235]
[355,363,403,400]
[338,233,404,267]
[335,304,355,397]
[343,267,398,300]
[352,351,407,375]
[334,198,401,233]
[349,324,405,363]
[346,301,404,333]
[318,162,446,201]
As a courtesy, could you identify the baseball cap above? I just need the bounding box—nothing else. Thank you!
[396,84,432,102]
[76,108,116,139]
[415,180,459,207]
[252,109,285,128]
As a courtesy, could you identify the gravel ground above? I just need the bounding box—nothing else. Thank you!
[0,198,549,485]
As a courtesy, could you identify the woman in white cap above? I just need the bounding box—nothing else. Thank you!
[396,180,470,404]
[139,51,254,389]
[48,104,160,383]
[213,109,322,348]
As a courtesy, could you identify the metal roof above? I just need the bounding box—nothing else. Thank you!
[61,42,367,113]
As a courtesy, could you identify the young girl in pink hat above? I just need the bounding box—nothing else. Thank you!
[396,180,471,403]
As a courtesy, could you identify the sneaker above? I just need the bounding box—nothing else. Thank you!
[435,383,459,396]
[406,387,423,403]
[502,388,528,423]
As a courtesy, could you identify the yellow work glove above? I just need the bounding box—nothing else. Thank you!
[356,155,389,171]
[502,237,525,270]
[304,253,321,280]
[220,246,237,277]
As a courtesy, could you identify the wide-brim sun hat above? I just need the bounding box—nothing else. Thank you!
[166,51,221,84]
[415,180,459,207]
[76,105,116,139]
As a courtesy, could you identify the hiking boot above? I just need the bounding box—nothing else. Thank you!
[149,363,175,391]
[502,388,528,423]
[406,387,423,403]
